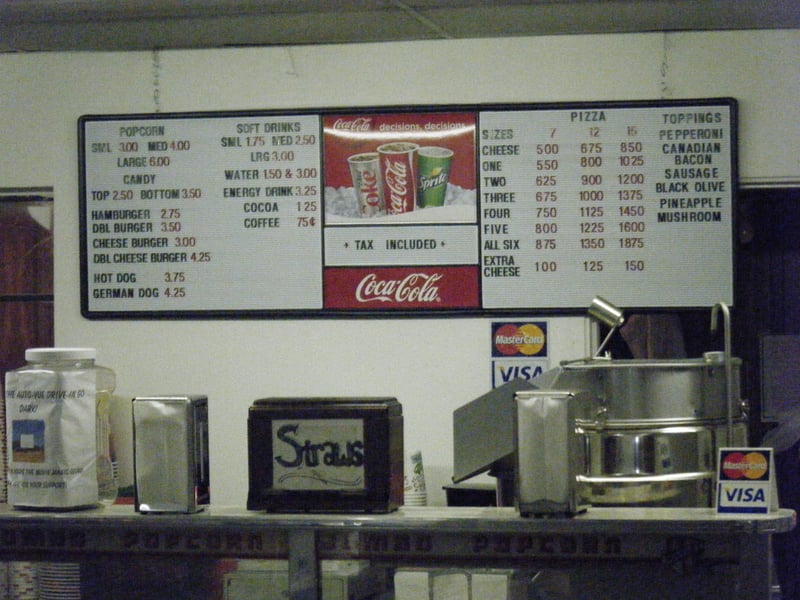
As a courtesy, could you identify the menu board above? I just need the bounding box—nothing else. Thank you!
[79,99,736,318]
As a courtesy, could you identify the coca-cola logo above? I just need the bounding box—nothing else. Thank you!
[332,117,372,131]
[384,159,410,213]
[355,272,442,304]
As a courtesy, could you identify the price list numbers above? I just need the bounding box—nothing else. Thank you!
[531,137,560,275]
[227,120,320,231]
[573,118,652,278]
[576,130,605,275]
[83,114,324,314]
[221,118,320,230]
[478,117,563,310]
[200,115,324,310]
[616,130,648,274]
[478,106,732,310]
[86,122,204,308]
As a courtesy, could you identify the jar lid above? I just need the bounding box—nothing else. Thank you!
[25,347,97,361]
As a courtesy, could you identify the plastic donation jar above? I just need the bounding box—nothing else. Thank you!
[4,347,117,509]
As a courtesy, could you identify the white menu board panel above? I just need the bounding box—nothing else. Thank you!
[83,114,323,313]
[79,100,736,318]
[479,104,734,308]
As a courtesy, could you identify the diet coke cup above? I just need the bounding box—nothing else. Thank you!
[378,142,419,215]
[348,152,385,217]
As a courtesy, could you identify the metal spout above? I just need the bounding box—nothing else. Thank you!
[589,296,625,358]
[711,302,735,445]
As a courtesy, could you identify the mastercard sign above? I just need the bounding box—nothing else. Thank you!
[492,322,547,357]
[720,451,769,481]
[716,448,777,514]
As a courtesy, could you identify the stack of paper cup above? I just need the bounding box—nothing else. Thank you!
[0,386,39,600]
[5,562,38,599]
[404,450,428,506]
[37,563,81,599]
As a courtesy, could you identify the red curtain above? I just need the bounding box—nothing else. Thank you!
[0,201,54,378]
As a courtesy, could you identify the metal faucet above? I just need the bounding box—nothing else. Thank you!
[589,296,625,358]
[710,302,734,445]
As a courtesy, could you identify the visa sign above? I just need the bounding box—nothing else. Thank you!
[722,486,767,503]
[492,360,547,388]
[717,483,769,514]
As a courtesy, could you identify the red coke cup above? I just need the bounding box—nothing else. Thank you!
[377,142,419,215]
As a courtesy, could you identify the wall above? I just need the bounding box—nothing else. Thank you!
[2,30,799,505]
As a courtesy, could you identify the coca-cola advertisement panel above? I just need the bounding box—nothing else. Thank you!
[323,112,477,224]
[324,266,480,310]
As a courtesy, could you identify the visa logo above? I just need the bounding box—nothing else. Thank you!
[497,365,544,383]
[724,487,766,503]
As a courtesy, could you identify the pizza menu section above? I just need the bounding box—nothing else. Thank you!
[80,99,736,318]
[478,104,734,309]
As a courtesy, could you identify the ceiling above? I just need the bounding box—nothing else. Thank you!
[1,0,799,53]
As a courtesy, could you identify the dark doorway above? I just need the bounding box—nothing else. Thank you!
[734,187,800,441]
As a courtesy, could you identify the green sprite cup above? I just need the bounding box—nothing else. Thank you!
[417,146,453,207]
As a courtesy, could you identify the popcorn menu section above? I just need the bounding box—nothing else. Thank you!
[83,114,324,314]
[79,99,735,318]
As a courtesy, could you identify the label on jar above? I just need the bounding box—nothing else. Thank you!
[4,370,98,508]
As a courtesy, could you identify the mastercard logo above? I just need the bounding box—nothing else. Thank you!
[721,451,769,480]
[493,323,546,356]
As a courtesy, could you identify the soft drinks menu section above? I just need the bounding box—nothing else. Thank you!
[80,100,735,318]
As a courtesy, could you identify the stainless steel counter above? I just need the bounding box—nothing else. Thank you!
[0,504,794,599]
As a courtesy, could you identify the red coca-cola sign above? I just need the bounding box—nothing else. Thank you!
[324,267,480,310]
[378,142,418,215]
[357,272,441,304]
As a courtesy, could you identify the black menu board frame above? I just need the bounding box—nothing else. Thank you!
[79,98,737,319]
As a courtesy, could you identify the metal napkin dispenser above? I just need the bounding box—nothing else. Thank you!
[515,390,591,517]
[247,397,403,513]
[132,395,210,513]
[452,378,535,506]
